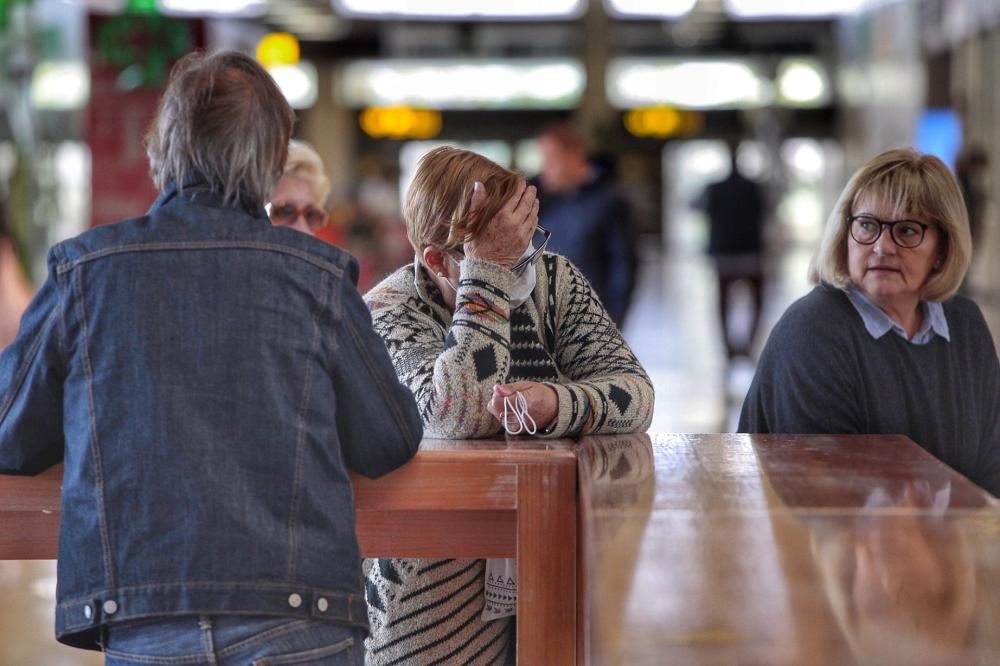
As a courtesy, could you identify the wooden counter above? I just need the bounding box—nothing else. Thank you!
[0,438,578,665]
[577,433,1000,665]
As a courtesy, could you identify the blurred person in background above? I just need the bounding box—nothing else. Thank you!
[268,139,331,236]
[955,143,989,255]
[0,50,422,664]
[695,140,768,361]
[0,200,34,349]
[534,122,637,328]
[955,143,989,296]
[740,148,1000,496]
[363,146,654,664]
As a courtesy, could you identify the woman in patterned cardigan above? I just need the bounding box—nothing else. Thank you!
[364,146,654,665]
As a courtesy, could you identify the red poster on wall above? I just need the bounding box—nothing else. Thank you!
[87,13,203,227]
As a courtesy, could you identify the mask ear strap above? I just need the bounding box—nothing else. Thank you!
[517,392,537,435]
[503,394,525,435]
[503,392,536,436]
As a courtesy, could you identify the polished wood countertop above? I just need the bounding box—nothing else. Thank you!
[578,433,1000,666]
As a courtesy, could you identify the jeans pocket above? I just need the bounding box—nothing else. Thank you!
[251,636,357,666]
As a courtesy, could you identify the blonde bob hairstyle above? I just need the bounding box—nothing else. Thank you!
[283,140,331,207]
[809,148,971,302]
[404,146,522,253]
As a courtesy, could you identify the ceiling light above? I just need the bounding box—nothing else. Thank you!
[32,61,90,111]
[331,0,584,20]
[268,61,317,110]
[158,0,268,16]
[604,0,697,19]
[607,58,772,110]
[340,59,585,110]
[776,58,830,107]
[726,0,865,19]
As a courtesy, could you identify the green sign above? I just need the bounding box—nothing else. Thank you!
[96,7,191,89]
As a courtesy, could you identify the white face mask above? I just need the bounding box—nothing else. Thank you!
[439,245,536,307]
[509,244,537,308]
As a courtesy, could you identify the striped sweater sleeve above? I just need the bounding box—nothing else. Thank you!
[543,256,654,437]
[368,258,512,438]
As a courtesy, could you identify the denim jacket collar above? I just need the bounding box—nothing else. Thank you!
[149,176,270,222]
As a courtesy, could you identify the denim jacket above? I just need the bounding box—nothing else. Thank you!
[0,183,423,650]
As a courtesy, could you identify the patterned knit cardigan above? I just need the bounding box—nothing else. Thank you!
[362,253,654,665]
[365,253,653,439]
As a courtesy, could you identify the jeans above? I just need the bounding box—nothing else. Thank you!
[103,615,364,665]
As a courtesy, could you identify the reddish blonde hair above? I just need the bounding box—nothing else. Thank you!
[404,146,522,252]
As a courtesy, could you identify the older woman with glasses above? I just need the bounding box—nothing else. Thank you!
[268,139,330,235]
[363,146,654,664]
[740,148,1000,496]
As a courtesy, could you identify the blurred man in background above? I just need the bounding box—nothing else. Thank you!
[534,122,637,328]
[696,140,767,360]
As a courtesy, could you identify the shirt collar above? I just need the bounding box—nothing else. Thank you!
[845,285,950,344]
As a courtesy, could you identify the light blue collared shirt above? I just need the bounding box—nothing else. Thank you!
[845,286,950,345]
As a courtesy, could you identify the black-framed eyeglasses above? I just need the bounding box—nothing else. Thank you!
[848,214,933,249]
[446,226,551,277]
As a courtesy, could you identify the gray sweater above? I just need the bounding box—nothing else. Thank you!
[739,285,1000,496]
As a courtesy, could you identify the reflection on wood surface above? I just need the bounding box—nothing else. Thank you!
[580,433,1000,665]
[578,434,656,664]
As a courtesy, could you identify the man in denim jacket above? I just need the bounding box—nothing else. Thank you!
[0,50,422,664]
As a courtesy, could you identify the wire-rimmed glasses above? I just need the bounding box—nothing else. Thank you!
[511,226,552,277]
[448,226,551,276]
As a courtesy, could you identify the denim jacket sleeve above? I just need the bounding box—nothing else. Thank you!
[0,252,66,475]
[333,280,422,478]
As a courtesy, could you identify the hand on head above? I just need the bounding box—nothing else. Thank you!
[463,179,539,268]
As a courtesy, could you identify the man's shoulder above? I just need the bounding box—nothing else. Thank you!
[51,215,153,263]
[52,211,356,278]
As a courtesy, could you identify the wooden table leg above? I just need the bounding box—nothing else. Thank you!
[516,460,577,665]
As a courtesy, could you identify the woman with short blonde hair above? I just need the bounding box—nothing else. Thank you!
[267,139,331,234]
[363,146,654,664]
[741,147,1000,497]
[809,148,971,301]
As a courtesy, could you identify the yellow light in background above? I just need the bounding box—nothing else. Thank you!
[624,107,703,138]
[360,107,443,140]
[257,33,300,67]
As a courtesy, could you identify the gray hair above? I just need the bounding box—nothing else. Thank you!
[146,50,295,210]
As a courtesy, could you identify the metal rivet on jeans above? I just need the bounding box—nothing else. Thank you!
[288,593,302,608]
[103,600,118,615]
[83,605,93,619]
[317,597,328,612]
